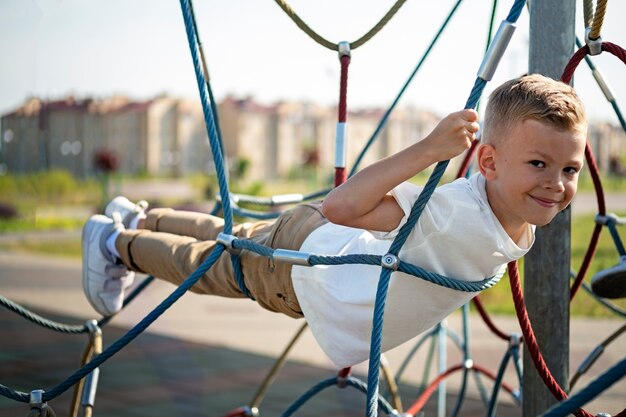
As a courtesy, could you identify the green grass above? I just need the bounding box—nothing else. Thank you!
[0,239,82,259]
[0,216,84,233]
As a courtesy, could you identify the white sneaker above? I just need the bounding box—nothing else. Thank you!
[104,196,148,228]
[82,214,135,316]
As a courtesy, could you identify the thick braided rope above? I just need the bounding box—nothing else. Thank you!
[335,54,350,187]
[0,294,86,334]
[508,262,593,417]
[279,376,395,417]
[179,0,252,299]
[570,144,604,299]
[585,0,607,40]
[0,245,225,403]
[233,239,500,292]
[364,2,526,414]
[563,43,626,300]
[273,0,408,51]
[350,0,465,176]
[539,356,626,417]
[0,275,154,334]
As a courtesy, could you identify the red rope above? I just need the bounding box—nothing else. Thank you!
[454,139,479,179]
[405,363,517,415]
[472,297,511,341]
[570,142,606,298]
[560,44,623,299]
[334,168,346,188]
[334,55,350,187]
[338,55,350,124]
[508,261,593,417]
[221,407,249,417]
[337,367,351,378]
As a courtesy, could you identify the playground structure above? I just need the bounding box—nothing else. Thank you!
[1,0,626,416]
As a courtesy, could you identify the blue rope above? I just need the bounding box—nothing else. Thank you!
[449,303,471,417]
[539,356,626,417]
[280,376,396,417]
[0,245,225,403]
[179,0,251,299]
[233,239,500,292]
[0,275,154,334]
[486,347,513,417]
[364,0,526,413]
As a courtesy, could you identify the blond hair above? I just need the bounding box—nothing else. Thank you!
[482,74,587,145]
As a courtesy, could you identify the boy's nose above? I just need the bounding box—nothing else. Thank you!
[543,173,565,192]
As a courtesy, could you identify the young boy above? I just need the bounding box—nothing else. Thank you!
[82,74,587,368]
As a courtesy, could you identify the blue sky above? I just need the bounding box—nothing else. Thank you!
[2,0,626,123]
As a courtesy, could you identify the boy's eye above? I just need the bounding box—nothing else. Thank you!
[529,160,545,168]
[564,166,580,175]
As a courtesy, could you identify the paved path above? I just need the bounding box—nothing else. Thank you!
[0,252,624,417]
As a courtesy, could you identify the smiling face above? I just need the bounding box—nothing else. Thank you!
[478,119,586,241]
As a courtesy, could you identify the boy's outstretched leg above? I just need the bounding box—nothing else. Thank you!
[82,214,135,316]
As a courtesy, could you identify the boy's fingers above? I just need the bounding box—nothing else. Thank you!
[462,108,479,122]
[468,121,480,133]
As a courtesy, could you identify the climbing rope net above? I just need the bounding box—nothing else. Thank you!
[1,0,626,416]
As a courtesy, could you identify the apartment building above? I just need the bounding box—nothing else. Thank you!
[0,95,212,178]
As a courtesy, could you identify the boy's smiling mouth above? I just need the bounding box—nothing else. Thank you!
[529,195,561,207]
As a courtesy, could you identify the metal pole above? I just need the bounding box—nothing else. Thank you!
[525,2,575,416]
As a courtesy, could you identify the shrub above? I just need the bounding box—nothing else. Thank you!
[0,202,18,219]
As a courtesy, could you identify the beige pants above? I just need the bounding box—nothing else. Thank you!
[115,203,328,318]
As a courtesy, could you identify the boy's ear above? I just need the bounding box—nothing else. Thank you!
[477,143,497,180]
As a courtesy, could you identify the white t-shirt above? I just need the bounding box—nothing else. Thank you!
[291,173,534,368]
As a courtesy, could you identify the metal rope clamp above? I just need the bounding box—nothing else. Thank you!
[509,333,522,348]
[242,406,259,417]
[272,249,311,266]
[217,232,241,255]
[381,254,399,271]
[477,20,516,81]
[82,320,102,409]
[29,389,49,413]
[337,41,351,58]
[585,28,603,56]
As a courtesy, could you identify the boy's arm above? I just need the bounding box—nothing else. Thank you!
[321,109,479,232]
